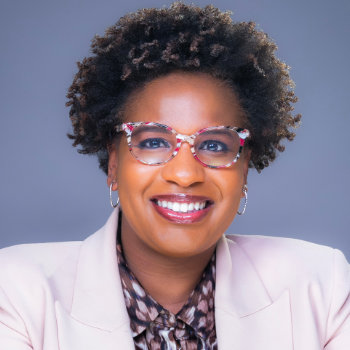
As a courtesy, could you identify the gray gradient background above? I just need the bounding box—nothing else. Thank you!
[1,0,349,259]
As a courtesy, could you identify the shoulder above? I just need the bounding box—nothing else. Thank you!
[0,240,82,277]
[225,234,349,298]
[227,233,338,267]
[223,235,350,345]
[0,241,83,308]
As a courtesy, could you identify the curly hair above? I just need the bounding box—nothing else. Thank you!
[66,2,301,173]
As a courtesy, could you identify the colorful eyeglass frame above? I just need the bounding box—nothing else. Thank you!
[115,122,250,168]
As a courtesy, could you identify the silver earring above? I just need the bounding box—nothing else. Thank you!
[109,183,120,208]
[237,185,248,215]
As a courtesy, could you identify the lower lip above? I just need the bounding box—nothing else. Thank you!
[151,202,212,224]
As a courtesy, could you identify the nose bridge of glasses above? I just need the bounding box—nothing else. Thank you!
[176,133,195,146]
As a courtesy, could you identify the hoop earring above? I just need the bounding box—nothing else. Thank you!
[109,183,120,208]
[237,185,248,215]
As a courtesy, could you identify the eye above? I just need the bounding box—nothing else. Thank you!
[137,138,171,149]
[198,139,229,152]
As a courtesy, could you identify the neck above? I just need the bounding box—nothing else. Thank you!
[120,216,216,314]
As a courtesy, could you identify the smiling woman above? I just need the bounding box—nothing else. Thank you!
[110,73,250,263]
[0,2,349,350]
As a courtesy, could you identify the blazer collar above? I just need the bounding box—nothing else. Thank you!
[215,236,293,350]
[70,208,129,331]
[70,209,274,328]
[215,234,273,318]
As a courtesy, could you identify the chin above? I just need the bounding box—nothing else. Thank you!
[150,234,217,259]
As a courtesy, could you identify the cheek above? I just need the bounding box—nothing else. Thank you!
[116,150,159,206]
[210,168,246,220]
[213,167,245,200]
[118,160,151,186]
[116,142,149,182]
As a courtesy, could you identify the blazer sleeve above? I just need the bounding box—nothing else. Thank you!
[0,285,33,349]
[324,249,350,349]
[0,247,35,350]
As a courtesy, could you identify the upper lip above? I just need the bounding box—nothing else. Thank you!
[150,194,213,203]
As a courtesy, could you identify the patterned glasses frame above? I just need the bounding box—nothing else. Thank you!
[115,122,250,168]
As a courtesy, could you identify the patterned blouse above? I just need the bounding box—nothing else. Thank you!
[116,224,217,349]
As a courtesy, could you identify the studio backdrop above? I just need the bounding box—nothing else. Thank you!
[0,0,349,259]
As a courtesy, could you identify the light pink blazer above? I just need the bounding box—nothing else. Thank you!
[1,209,349,349]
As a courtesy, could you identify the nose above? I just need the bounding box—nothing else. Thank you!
[161,142,205,187]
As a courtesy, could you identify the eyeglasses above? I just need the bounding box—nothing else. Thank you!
[115,122,250,168]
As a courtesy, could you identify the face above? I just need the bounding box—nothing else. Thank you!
[108,72,250,258]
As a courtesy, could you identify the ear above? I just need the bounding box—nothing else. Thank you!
[107,144,119,191]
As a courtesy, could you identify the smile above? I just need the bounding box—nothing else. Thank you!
[151,195,213,224]
[156,200,206,213]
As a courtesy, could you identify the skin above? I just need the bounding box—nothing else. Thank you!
[107,72,250,313]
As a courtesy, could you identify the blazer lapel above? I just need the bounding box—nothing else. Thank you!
[215,236,293,350]
[55,210,293,349]
[56,208,135,350]
[56,302,135,350]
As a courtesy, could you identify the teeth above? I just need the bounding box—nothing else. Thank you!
[156,200,207,213]
[173,202,180,212]
[180,203,188,212]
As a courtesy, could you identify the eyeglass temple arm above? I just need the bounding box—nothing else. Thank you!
[115,125,123,133]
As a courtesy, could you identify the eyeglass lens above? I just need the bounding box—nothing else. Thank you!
[130,124,241,167]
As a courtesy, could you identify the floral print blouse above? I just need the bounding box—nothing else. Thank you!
[116,225,217,349]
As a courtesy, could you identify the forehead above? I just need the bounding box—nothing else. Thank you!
[123,72,245,133]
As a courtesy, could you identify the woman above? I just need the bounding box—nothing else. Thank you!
[0,2,349,349]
